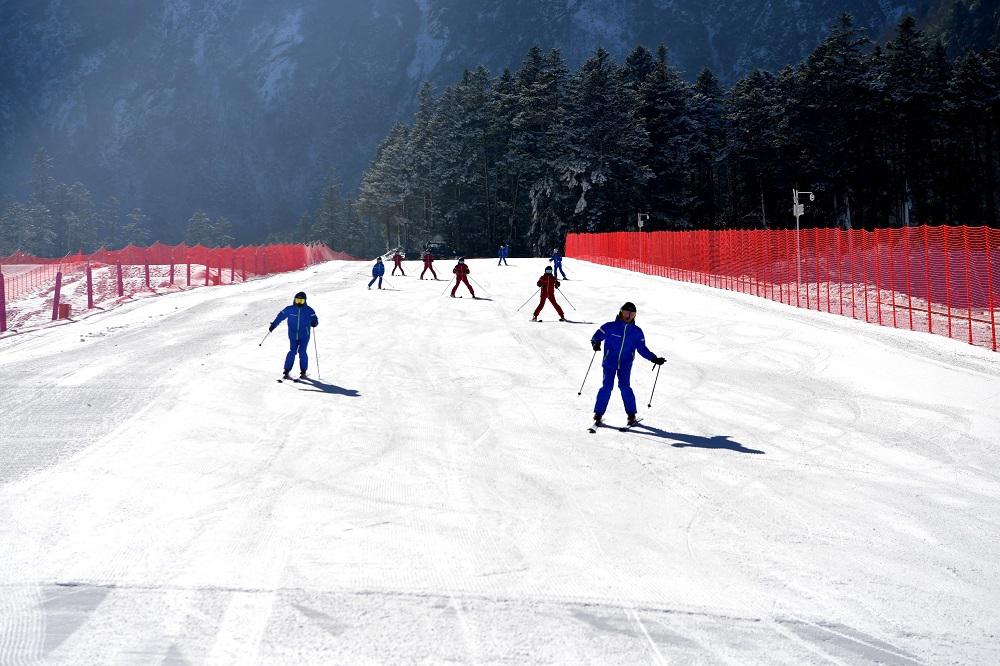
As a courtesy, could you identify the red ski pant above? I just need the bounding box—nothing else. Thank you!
[392,263,405,275]
[451,276,475,297]
[534,293,564,318]
[421,265,437,279]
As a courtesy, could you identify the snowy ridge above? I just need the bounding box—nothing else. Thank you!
[0,257,997,663]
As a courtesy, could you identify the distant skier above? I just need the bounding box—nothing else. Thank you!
[391,250,405,276]
[450,257,475,298]
[368,257,385,289]
[549,248,567,279]
[420,249,438,280]
[532,266,565,321]
[269,291,319,379]
[590,302,664,427]
[497,243,509,266]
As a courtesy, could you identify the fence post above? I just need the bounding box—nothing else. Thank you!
[116,263,124,297]
[964,225,973,345]
[905,226,913,331]
[0,268,6,332]
[169,262,175,286]
[944,228,952,340]
[86,262,94,309]
[144,261,151,290]
[51,270,63,321]
[924,227,932,333]
[874,227,883,325]
[984,226,997,352]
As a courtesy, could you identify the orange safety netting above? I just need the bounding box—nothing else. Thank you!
[567,226,999,352]
[0,242,355,332]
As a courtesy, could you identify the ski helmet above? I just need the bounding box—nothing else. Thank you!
[294,291,307,305]
[458,257,465,263]
[544,266,553,273]
[620,302,636,313]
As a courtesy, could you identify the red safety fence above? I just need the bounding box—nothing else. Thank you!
[0,242,354,333]
[567,226,1000,352]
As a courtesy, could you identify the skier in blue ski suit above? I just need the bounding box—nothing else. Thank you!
[368,257,385,289]
[497,243,509,266]
[269,291,318,379]
[550,249,567,279]
[590,302,664,426]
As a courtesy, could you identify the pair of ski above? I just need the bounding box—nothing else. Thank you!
[277,375,309,383]
[588,418,643,434]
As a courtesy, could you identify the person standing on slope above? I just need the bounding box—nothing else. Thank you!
[549,248,568,279]
[391,250,406,276]
[269,291,319,379]
[420,249,438,280]
[368,257,385,290]
[497,243,509,266]
[450,257,475,298]
[532,266,565,321]
[590,302,664,427]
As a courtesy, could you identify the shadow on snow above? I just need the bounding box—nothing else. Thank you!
[296,377,361,397]
[630,422,764,455]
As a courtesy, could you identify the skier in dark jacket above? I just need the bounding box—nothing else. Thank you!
[497,243,509,266]
[450,257,475,297]
[420,249,438,280]
[391,251,405,276]
[590,302,664,426]
[532,266,565,321]
[549,248,567,279]
[368,257,385,289]
[269,291,319,379]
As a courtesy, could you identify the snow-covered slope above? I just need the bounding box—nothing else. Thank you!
[0,258,998,663]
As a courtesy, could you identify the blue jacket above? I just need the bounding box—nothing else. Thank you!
[591,318,656,370]
[372,261,385,277]
[271,304,318,341]
[551,251,563,266]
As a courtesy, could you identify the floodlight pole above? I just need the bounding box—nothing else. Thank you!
[792,189,814,287]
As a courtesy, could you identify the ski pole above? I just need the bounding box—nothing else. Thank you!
[469,276,489,296]
[441,277,456,295]
[258,329,272,346]
[313,333,321,379]
[557,286,577,310]
[577,349,597,395]
[516,288,540,312]
[648,363,661,407]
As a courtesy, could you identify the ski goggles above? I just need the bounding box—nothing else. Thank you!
[293,297,305,305]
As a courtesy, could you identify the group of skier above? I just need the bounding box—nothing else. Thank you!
[267,246,664,426]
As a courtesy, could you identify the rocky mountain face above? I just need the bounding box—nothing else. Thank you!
[0,0,963,241]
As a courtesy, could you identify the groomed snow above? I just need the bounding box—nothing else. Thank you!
[1,257,998,664]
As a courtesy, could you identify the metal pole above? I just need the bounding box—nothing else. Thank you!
[648,364,662,408]
[557,285,577,310]
[258,329,272,347]
[577,349,597,396]
[516,288,540,312]
[313,333,321,379]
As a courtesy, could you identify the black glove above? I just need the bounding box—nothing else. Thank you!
[592,341,601,351]
[268,324,276,332]
[310,321,318,328]
[653,357,665,365]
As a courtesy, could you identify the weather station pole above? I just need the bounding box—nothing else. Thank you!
[792,189,814,287]
[637,212,648,272]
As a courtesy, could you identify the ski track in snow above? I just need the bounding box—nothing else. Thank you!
[0,258,998,664]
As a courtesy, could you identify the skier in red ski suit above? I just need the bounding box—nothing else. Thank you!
[533,266,565,321]
[450,258,475,297]
[420,250,437,279]
[391,251,405,276]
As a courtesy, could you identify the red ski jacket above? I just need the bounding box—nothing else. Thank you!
[536,273,560,297]
[422,252,434,266]
[392,253,403,265]
[453,263,470,278]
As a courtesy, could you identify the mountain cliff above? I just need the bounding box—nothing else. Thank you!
[2,0,976,240]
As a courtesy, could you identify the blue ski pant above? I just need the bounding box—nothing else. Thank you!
[368,276,383,288]
[594,364,637,415]
[554,263,567,279]
[284,337,309,372]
